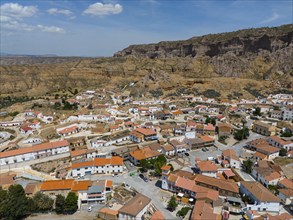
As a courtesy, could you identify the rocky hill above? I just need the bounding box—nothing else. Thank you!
[115,24,293,78]
[0,25,292,102]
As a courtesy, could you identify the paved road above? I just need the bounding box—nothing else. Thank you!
[234,169,255,181]
[89,172,179,220]
[189,146,222,166]
[216,132,264,156]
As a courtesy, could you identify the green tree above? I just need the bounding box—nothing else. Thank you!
[167,196,178,212]
[8,111,19,117]
[0,184,32,219]
[253,107,261,116]
[281,131,293,137]
[54,102,61,110]
[211,118,216,126]
[154,155,168,175]
[279,148,287,156]
[55,194,66,214]
[140,159,150,172]
[0,187,7,203]
[168,163,174,171]
[234,128,249,141]
[205,117,211,124]
[176,207,190,217]
[64,192,78,214]
[33,192,54,212]
[242,159,253,174]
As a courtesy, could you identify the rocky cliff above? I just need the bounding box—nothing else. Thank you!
[0,25,292,100]
[114,24,293,78]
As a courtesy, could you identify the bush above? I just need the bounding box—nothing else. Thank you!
[242,159,253,174]
[32,192,54,212]
[177,207,190,217]
[167,196,178,212]
[281,131,293,137]
[244,87,262,98]
[8,111,19,117]
[201,89,221,98]
[234,128,249,141]
[149,88,163,98]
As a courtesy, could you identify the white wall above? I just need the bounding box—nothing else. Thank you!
[72,164,123,177]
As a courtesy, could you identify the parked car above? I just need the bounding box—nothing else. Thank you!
[139,174,145,179]
[184,152,190,156]
[88,206,92,212]
[202,148,206,152]
[144,178,148,182]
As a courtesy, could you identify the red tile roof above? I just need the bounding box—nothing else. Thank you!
[0,140,69,159]
[71,156,123,169]
[135,128,156,136]
[40,179,74,191]
[58,126,78,134]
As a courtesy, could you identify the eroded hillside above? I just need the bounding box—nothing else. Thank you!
[0,25,292,99]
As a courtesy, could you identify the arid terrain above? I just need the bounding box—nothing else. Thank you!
[1,24,292,102]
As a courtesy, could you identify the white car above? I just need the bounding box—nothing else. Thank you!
[88,206,92,212]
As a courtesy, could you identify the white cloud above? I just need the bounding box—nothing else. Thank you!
[1,20,34,31]
[37,25,65,33]
[0,3,38,20]
[0,15,12,22]
[0,3,65,34]
[83,2,123,16]
[259,12,280,24]
[47,8,75,19]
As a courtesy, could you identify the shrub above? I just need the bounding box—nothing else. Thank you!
[201,89,221,98]
[176,207,190,217]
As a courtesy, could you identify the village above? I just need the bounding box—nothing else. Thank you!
[0,88,292,220]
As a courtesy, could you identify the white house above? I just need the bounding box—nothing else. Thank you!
[0,121,24,127]
[240,181,281,213]
[278,188,293,205]
[252,167,283,187]
[85,180,112,204]
[22,138,42,145]
[268,136,293,151]
[0,140,69,166]
[222,149,241,169]
[162,144,175,156]
[71,156,123,177]
[39,115,53,124]
[90,136,130,148]
[57,125,79,137]
[195,160,218,178]
[118,193,152,220]
[283,106,293,121]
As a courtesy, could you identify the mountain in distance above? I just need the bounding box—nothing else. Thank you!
[0,52,58,57]
[0,24,292,99]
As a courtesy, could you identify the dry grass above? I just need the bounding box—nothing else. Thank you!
[274,157,293,166]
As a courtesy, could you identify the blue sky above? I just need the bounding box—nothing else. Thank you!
[1,0,292,56]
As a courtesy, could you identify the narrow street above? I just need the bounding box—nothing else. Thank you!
[90,172,179,219]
